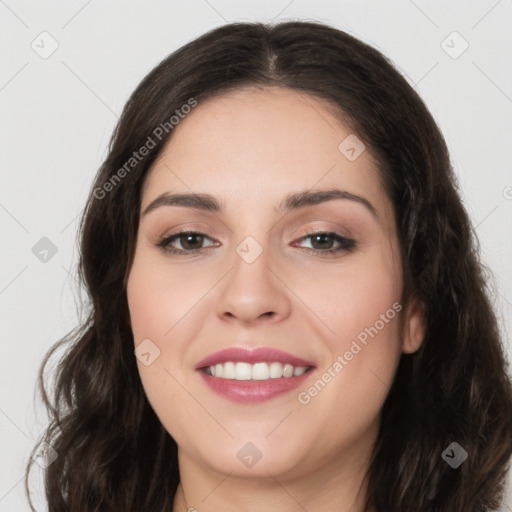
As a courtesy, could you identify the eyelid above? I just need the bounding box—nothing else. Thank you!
[293,221,352,238]
[294,226,348,238]
[154,225,217,243]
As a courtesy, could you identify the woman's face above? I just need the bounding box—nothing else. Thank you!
[127,86,424,482]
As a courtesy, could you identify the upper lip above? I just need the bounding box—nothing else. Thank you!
[194,347,316,370]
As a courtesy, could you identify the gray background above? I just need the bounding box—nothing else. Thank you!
[1,0,511,510]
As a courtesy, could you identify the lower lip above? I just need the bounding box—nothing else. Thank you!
[197,368,315,403]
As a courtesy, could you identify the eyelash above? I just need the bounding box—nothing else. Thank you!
[156,229,356,257]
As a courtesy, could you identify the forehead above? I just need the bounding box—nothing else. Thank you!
[142,86,391,222]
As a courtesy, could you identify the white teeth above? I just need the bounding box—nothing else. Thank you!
[282,364,293,377]
[252,362,270,380]
[223,361,236,379]
[235,362,252,380]
[205,361,311,380]
[269,362,283,378]
[293,366,307,376]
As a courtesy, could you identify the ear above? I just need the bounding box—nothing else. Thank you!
[401,296,425,354]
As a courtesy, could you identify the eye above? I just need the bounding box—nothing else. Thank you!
[155,229,356,257]
[156,230,217,255]
[293,231,356,256]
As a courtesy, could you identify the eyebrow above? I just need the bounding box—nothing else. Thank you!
[141,188,378,218]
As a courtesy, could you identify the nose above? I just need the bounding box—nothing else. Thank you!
[214,242,292,326]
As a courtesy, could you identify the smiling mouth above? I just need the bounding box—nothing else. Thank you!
[201,361,314,380]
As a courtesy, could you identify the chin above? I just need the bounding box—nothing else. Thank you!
[191,438,309,479]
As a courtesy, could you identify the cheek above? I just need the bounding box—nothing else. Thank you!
[301,251,402,349]
[126,249,221,390]
[126,253,194,426]
[126,250,206,343]
[293,252,403,425]
[127,271,171,343]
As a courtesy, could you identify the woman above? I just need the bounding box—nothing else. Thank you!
[25,20,512,512]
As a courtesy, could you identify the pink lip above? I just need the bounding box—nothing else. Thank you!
[194,347,315,369]
[198,368,315,403]
[195,347,316,403]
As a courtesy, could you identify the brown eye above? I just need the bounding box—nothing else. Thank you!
[157,231,216,254]
[293,231,356,256]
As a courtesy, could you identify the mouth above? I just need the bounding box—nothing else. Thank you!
[195,346,316,403]
[200,361,314,380]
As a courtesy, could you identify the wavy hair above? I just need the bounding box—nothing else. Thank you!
[25,20,512,511]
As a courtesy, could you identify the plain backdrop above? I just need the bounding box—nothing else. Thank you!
[1,1,511,510]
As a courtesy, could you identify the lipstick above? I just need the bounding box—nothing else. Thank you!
[195,347,316,403]
[195,347,315,369]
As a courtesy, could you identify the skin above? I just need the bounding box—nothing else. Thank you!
[126,86,425,512]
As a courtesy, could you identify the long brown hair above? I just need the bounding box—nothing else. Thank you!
[25,20,512,511]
